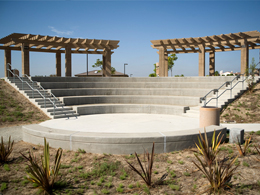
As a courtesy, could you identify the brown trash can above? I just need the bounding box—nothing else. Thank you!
[200,106,220,128]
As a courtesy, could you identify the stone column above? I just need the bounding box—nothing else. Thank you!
[102,50,111,77]
[21,42,30,76]
[159,47,166,77]
[65,47,71,77]
[4,49,11,77]
[241,39,249,74]
[209,51,215,76]
[164,52,168,77]
[56,52,61,77]
[198,44,205,76]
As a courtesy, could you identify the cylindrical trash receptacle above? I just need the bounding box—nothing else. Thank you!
[200,106,220,128]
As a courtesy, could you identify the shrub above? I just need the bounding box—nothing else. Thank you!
[0,136,14,164]
[236,136,251,156]
[20,137,63,194]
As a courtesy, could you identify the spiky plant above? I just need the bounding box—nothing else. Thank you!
[126,143,155,186]
[193,154,239,193]
[20,138,63,194]
[0,136,14,164]
[195,129,223,167]
[236,136,251,156]
[254,144,260,162]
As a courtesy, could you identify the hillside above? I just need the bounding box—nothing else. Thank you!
[0,79,50,128]
[220,82,260,123]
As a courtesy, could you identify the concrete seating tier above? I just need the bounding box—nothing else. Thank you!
[23,124,226,154]
[31,76,239,116]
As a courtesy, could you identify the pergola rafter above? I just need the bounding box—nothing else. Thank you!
[151,30,260,77]
[0,33,120,77]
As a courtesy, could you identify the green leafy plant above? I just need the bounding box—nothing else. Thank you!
[195,129,223,167]
[0,136,14,164]
[236,136,251,156]
[20,137,63,194]
[126,143,155,186]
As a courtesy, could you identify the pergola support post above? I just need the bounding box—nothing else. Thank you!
[102,50,112,77]
[159,47,167,77]
[209,51,215,76]
[198,44,205,76]
[241,39,249,74]
[21,42,30,76]
[65,47,71,77]
[4,48,11,77]
[56,52,61,77]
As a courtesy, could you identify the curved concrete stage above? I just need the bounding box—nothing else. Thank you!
[22,114,226,154]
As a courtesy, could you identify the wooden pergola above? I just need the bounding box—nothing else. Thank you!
[151,31,260,77]
[0,33,120,77]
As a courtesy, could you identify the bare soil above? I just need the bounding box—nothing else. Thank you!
[0,79,50,128]
[0,132,260,195]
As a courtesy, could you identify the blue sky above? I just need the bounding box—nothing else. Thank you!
[0,0,260,78]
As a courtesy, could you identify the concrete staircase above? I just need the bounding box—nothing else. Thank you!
[6,77,79,119]
[184,76,260,118]
[29,76,252,117]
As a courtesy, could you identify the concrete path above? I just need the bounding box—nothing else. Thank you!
[0,125,23,142]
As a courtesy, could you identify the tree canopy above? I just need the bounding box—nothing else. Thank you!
[92,59,116,75]
[149,63,157,77]
[168,54,178,77]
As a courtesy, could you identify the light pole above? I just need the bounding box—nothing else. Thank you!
[124,63,128,76]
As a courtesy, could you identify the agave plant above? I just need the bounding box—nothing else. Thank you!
[236,136,251,156]
[126,143,155,186]
[195,129,223,167]
[0,136,14,164]
[20,137,63,194]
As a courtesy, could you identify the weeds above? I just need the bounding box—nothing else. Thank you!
[236,136,251,156]
[0,136,14,164]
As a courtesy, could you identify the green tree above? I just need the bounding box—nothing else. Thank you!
[214,71,220,76]
[92,59,103,71]
[92,59,116,75]
[246,57,258,93]
[168,54,178,77]
[149,63,157,77]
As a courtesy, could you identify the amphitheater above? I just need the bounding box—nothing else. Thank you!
[5,75,255,154]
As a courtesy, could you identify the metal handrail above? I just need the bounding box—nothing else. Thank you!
[23,74,59,103]
[6,69,73,119]
[200,73,250,107]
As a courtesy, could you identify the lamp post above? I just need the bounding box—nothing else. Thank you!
[124,63,128,76]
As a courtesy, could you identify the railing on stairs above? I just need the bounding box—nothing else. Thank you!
[6,63,77,119]
[200,74,256,107]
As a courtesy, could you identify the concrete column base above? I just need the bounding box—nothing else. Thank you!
[200,106,220,128]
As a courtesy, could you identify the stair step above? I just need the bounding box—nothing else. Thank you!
[49,110,76,115]
[53,113,79,119]
[47,107,73,112]
[40,103,65,108]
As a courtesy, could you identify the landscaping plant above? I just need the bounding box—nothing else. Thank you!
[20,137,63,194]
[0,136,14,164]
[193,130,239,193]
[236,136,251,156]
[195,129,223,167]
[126,143,155,186]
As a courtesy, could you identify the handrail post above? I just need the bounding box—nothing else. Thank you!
[230,82,232,98]
[216,91,218,107]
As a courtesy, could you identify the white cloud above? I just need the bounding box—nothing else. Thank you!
[48,26,73,36]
